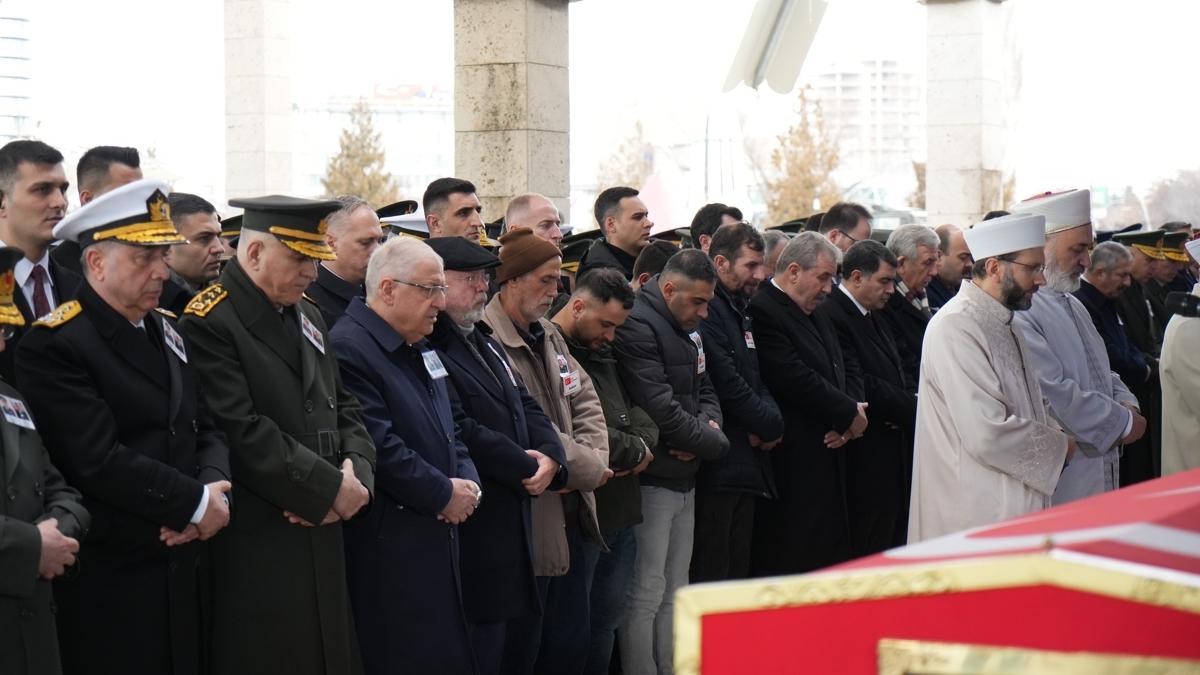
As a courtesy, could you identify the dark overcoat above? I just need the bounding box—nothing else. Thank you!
[0,380,89,675]
[332,298,479,675]
[17,283,229,675]
[179,258,375,675]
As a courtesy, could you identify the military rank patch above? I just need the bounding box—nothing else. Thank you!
[33,300,82,328]
[185,285,228,317]
[154,307,178,319]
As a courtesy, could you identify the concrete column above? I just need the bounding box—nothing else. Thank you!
[454,0,570,222]
[924,0,1010,225]
[225,0,293,200]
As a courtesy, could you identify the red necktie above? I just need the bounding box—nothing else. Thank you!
[29,264,51,317]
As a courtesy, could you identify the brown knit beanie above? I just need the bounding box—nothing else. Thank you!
[496,229,562,284]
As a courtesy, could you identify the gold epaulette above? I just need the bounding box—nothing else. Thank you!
[184,285,228,317]
[154,307,178,319]
[33,300,82,328]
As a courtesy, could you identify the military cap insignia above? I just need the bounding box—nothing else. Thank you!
[33,300,82,328]
[184,285,228,317]
[154,307,179,319]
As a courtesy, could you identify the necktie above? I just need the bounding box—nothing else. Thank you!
[29,264,51,317]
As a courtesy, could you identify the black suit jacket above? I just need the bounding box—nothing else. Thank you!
[877,289,929,387]
[306,264,362,329]
[817,289,917,554]
[16,281,230,675]
[427,315,565,625]
[747,282,858,575]
[0,258,81,384]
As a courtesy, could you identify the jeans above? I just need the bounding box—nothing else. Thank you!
[617,486,695,675]
[582,527,637,675]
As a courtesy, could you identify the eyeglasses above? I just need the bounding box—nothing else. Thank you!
[459,273,487,287]
[394,279,449,299]
[1004,259,1045,275]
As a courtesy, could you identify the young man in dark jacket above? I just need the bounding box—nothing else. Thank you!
[693,223,784,583]
[552,267,658,675]
[613,249,728,675]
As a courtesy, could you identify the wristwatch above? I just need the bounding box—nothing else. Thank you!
[469,481,483,506]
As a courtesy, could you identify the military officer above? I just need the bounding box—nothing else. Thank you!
[16,179,232,675]
[179,194,375,675]
[0,245,89,675]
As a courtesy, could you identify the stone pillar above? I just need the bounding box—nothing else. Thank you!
[225,0,293,200]
[454,0,570,223]
[924,0,1010,225]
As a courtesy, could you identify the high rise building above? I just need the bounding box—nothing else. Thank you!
[0,10,32,142]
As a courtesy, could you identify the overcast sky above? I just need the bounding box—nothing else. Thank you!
[14,0,1200,218]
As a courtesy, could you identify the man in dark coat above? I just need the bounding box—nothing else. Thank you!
[577,187,654,280]
[331,237,481,675]
[1075,242,1155,486]
[0,246,89,675]
[180,195,375,675]
[160,192,225,316]
[423,236,566,675]
[693,223,783,582]
[879,224,940,385]
[306,196,384,327]
[551,267,658,675]
[17,180,232,675]
[816,240,916,554]
[614,249,729,675]
[926,224,973,312]
[749,232,868,575]
[1113,230,1167,481]
[0,140,82,384]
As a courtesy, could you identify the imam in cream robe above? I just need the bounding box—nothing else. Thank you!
[1014,287,1138,504]
[1160,283,1200,476]
[908,281,1070,543]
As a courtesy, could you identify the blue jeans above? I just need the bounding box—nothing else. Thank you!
[617,486,695,675]
[582,527,637,675]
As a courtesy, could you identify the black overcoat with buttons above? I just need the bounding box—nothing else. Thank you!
[16,281,230,675]
[746,281,860,577]
[0,379,89,675]
[179,258,375,675]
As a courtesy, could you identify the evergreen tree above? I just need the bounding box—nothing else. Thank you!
[321,99,400,205]
[765,87,841,225]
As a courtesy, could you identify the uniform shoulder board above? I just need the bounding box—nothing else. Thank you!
[154,307,178,319]
[184,284,228,318]
[1166,291,1200,318]
[33,300,82,328]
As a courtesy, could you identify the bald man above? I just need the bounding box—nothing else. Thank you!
[505,194,564,249]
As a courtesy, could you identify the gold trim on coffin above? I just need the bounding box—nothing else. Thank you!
[673,554,1200,675]
[877,639,1200,674]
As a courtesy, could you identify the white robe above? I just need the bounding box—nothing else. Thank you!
[908,281,1069,543]
[1161,283,1200,476]
[1014,288,1138,504]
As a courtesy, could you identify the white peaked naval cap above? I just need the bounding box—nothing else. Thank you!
[965,213,1046,260]
[1010,189,1092,234]
[53,178,186,247]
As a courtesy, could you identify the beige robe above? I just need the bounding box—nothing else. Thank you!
[1160,284,1200,476]
[908,281,1070,543]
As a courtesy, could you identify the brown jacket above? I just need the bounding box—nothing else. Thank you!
[484,296,609,575]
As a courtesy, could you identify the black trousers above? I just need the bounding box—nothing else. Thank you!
[690,489,757,583]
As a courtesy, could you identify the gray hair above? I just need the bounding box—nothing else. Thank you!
[775,231,841,274]
[504,193,554,230]
[1089,241,1132,273]
[326,195,374,234]
[886,224,940,260]
[365,236,443,302]
[762,230,789,260]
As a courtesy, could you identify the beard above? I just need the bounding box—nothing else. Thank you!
[1000,268,1034,311]
[1044,255,1083,293]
